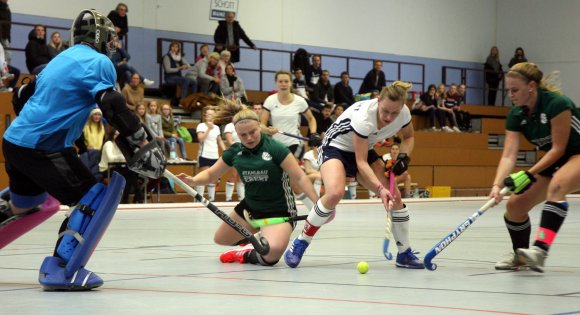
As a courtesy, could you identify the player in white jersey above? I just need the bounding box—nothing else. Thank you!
[196,107,226,201]
[284,81,425,269]
[223,121,245,201]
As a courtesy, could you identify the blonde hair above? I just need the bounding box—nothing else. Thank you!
[507,62,562,95]
[208,52,220,61]
[213,99,246,125]
[379,81,412,104]
[233,109,260,126]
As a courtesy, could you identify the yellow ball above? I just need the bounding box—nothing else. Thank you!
[357,261,369,274]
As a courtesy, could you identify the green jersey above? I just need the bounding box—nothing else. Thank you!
[505,89,580,153]
[222,133,296,213]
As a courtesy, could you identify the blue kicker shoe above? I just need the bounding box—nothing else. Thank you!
[395,248,425,269]
[284,238,309,268]
[38,256,104,291]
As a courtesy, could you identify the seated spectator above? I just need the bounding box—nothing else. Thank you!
[446,83,471,131]
[303,146,323,197]
[383,144,412,198]
[163,41,196,100]
[438,83,462,132]
[314,104,333,136]
[305,54,322,92]
[121,72,144,111]
[189,52,221,94]
[161,103,189,161]
[220,63,247,102]
[134,102,148,125]
[252,102,263,120]
[310,69,334,111]
[147,100,166,144]
[330,103,344,122]
[98,127,143,203]
[25,24,51,74]
[218,49,233,75]
[292,68,308,99]
[458,83,467,105]
[359,60,386,94]
[47,31,68,59]
[411,84,447,131]
[111,38,154,88]
[78,107,105,154]
[196,44,209,63]
[0,41,16,92]
[108,3,129,43]
[334,71,355,108]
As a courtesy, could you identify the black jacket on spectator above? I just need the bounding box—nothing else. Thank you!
[107,10,128,40]
[358,69,386,94]
[311,81,334,105]
[0,2,11,42]
[314,112,333,135]
[292,48,309,73]
[334,82,355,107]
[25,29,51,73]
[305,65,322,90]
[213,20,255,63]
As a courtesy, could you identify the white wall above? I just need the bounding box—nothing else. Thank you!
[497,0,580,104]
[11,0,497,62]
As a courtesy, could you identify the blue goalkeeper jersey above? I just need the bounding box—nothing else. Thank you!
[4,44,116,152]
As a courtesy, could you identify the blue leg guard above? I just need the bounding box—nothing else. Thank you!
[39,172,125,291]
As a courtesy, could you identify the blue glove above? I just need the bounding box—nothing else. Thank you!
[392,153,410,176]
[504,171,536,194]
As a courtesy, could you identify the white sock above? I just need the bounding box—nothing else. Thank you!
[207,184,216,202]
[236,180,245,200]
[296,192,315,213]
[348,182,358,199]
[195,186,205,199]
[225,182,235,201]
[391,206,411,253]
[299,199,334,243]
[368,190,376,198]
[313,180,322,197]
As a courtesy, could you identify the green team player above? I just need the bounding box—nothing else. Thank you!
[177,102,318,266]
[490,62,580,273]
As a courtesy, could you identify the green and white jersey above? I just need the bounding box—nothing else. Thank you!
[222,133,296,213]
[506,89,580,153]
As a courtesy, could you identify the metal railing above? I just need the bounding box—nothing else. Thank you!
[442,65,507,106]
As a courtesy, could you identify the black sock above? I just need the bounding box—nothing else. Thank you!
[244,250,277,266]
[504,215,531,252]
[533,201,568,252]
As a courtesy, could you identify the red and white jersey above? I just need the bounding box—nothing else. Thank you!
[323,99,411,152]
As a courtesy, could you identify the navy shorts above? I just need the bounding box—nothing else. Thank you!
[288,143,304,160]
[198,156,218,168]
[539,152,580,177]
[318,146,380,178]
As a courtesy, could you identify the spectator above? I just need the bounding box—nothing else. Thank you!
[213,11,256,63]
[161,103,190,161]
[146,101,166,146]
[411,84,447,132]
[25,24,51,74]
[508,47,528,68]
[303,145,323,197]
[458,83,467,105]
[292,68,308,99]
[292,48,309,78]
[107,3,129,42]
[190,52,221,94]
[330,104,344,122]
[162,41,196,100]
[78,107,106,155]
[310,70,334,111]
[0,41,16,92]
[484,46,503,106]
[195,106,226,201]
[134,102,148,125]
[47,31,68,58]
[111,38,154,88]
[314,104,333,136]
[305,54,322,91]
[218,49,233,75]
[196,43,209,63]
[383,144,413,198]
[440,83,464,132]
[359,60,386,94]
[334,71,355,108]
[121,72,144,111]
[252,102,263,120]
[220,63,247,102]
[0,0,12,63]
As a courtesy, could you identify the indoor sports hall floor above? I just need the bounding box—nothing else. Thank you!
[2,196,580,315]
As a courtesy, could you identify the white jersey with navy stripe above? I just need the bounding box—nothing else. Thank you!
[322,99,411,152]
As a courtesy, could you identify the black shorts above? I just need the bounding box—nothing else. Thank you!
[2,140,97,206]
[198,156,218,168]
[318,146,380,178]
[288,143,305,160]
[234,199,297,229]
[539,152,580,177]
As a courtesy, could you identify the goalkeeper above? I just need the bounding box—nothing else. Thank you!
[489,63,580,273]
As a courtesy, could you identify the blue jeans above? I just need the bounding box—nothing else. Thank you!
[165,137,188,159]
[165,75,197,99]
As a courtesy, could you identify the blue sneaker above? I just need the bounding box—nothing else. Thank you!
[396,248,425,269]
[38,256,104,291]
[284,238,309,268]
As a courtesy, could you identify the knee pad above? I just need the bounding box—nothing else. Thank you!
[55,171,125,278]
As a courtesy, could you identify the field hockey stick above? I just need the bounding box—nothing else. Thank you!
[382,172,396,260]
[243,210,308,228]
[164,170,270,255]
[278,131,309,141]
[424,186,510,271]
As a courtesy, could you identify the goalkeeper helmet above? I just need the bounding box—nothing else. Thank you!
[71,9,117,57]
